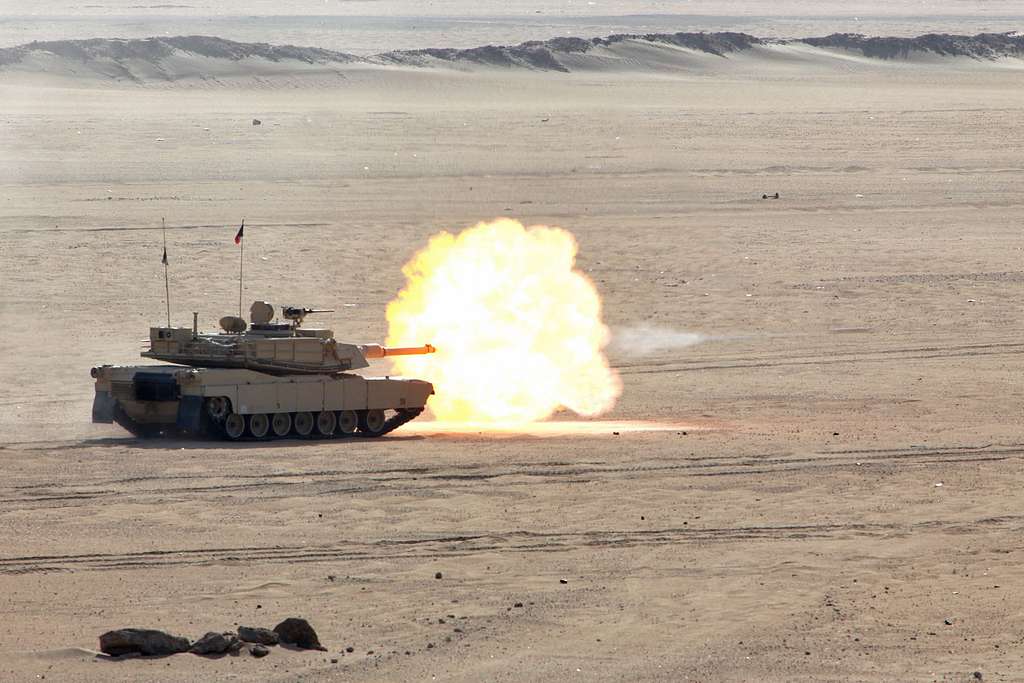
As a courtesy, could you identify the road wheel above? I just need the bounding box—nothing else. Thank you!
[293,411,314,437]
[336,410,358,436]
[248,413,270,439]
[358,409,387,436]
[315,411,337,437]
[271,413,291,438]
[206,396,229,420]
[224,413,245,440]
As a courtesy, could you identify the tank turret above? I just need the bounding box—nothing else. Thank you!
[142,301,434,375]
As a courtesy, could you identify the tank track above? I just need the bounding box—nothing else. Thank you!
[111,403,173,439]
[206,407,425,441]
[377,407,424,436]
[110,403,424,441]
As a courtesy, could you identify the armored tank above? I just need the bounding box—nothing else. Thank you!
[91,301,436,440]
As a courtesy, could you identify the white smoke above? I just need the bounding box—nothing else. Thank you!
[610,325,707,356]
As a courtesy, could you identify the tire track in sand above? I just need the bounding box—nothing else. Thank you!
[1,514,1018,574]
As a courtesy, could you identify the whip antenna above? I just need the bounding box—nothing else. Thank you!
[161,217,171,327]
[234,219,245,318]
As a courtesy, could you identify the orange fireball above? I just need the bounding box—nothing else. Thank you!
[385,218,621,423]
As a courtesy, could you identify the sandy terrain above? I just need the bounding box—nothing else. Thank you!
[3,25,1024,682]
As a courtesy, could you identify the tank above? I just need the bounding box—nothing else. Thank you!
[91,301,436,440]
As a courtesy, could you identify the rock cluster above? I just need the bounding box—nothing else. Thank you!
[98,618,324,660]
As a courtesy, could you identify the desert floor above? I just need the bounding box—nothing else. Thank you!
[2,60,1024,681]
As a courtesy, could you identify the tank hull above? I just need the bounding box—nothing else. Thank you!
[92,365,433,439]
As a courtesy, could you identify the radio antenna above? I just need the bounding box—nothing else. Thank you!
[162,217,171,327]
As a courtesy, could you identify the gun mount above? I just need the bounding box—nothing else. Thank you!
[282,306,334,328]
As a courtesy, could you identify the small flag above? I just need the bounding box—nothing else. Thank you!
[234,220,244,245]
[161,246,168,265]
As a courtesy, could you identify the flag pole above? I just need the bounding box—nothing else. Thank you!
[238,219,245,318]
[162,217,171,327]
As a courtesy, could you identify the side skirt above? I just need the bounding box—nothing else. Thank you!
[92,390,115,423]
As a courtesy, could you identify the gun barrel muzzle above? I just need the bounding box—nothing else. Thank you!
[361,343,436,359]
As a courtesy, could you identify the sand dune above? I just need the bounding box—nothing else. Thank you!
[1,31,1022,83]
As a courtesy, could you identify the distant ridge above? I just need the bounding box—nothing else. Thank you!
[800,32,1024,60]
[0,35,360,67]
[1,31,1022,81]
[377,32,764,72]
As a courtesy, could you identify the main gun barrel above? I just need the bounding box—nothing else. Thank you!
[360,343,436,359]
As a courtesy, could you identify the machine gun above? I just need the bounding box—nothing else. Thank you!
[282,306,334,328]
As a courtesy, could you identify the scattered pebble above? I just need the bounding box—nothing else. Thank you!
[435,572,443,579]
[250,644,269,658]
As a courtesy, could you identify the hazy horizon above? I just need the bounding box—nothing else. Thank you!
[1,1,1021,52]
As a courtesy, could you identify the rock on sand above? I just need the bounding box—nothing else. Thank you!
[99,628,191,657]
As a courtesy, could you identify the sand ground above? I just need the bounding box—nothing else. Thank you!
[2,59,1024,681]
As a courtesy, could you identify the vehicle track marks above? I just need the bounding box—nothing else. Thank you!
[1,445,1019,510]
[2,516,1019,574]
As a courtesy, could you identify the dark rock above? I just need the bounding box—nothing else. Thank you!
[190,631,240,655]
[99,628,191,657]
[944,618,953,625]
[273,617,326,651]
[345,646,354,653]
[974,672,984,681]
[238,626,279,645]
[513,602,523,608]
[331,658,338,664]
[250,644,269,658]
[559,579,568,584]
[435,572,443,579]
